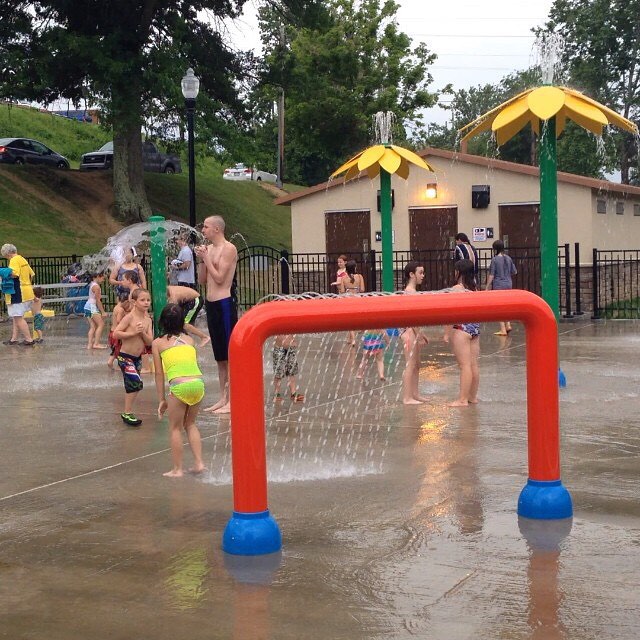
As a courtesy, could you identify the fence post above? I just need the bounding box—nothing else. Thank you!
[369,249,377,292]
[280,250,290,295]
[592,248,600,319]
[563,243,572,317]
[574,243,583,315]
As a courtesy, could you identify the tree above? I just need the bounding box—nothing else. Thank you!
[254,0,438,186]
[1,1,247,222]
[541,0,640,183]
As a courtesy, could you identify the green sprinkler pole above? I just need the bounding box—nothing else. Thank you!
[380,166,394,292]
[149,215,167,336]
[539,116,559,321]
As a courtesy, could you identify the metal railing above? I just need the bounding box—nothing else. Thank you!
[10,243,637,320]
[592,248,640,319]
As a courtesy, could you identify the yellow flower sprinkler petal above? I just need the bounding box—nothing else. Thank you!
[345,163,362,181]
[491,96,530,132]
[395,157,410,180]
[366,162,381,180]
[390,145,436,172]
[562,88,639,134]
[491,96,533,144]
[496,112,533,147]
[459,88,533,138]
[528,86,566,121]
[357,145,386,172]
[378,148,402,174]
[563,93,608,136]
[330,154,363,178]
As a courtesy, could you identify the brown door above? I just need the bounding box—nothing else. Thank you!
[498,203,540,294]
[409,207,458,290]
[325,210,371,291]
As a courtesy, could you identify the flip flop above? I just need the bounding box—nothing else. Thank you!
[493,331,508,336]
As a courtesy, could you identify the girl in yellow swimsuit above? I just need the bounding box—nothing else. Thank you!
[152,303,205,478]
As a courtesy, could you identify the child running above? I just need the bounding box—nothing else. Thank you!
[443,259,480,407]
[357,328,389,381]
[31,286,45,343]
[152,303,205,477]
[107,291,132,369]
[84,273,107,350]
[113,288,153,426]
[272,334,304,402]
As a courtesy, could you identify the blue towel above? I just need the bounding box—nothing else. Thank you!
[0,267,16,295]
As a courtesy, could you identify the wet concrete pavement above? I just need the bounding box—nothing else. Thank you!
[0,317,639,639]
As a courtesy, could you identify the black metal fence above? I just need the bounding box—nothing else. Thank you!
[592,249,640,319]
[3,245,638,319]
[237,245,577,316]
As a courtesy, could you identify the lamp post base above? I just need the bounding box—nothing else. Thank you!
[222,510,282,556]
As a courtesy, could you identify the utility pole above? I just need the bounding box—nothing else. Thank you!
[276,24,285,189]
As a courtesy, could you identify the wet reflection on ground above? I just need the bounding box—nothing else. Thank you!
[0,318,638,638]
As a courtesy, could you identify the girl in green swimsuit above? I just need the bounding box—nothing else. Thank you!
[152,303,205,478]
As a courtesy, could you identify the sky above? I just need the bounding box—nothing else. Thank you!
[223,0,555,126]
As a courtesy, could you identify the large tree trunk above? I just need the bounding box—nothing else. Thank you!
[111,85,152,223]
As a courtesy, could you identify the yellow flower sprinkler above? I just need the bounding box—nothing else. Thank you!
[331,112,436,291]
[460,43,638,387]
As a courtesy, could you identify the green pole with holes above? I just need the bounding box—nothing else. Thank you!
[149,215,167,336]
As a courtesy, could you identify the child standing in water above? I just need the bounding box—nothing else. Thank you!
[84,273,107,350]
[107,291,132,369]
[152,303,205,477]
[31,286,45,343]
[400,262,430,405]
[272,334,304,402]
[113,288,153,426]
[444,259,480,407]
[357,329,389,381]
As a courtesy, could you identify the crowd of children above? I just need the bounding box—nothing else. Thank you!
[3,249,484,476]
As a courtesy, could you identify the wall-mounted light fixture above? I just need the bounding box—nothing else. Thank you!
[425,183,438,199]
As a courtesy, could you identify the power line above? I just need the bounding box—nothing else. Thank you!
[408,33,537,38]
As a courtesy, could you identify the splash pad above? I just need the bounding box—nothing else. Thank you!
[223,290,573,555]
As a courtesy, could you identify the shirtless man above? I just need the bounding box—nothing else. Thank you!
[195,215,238,414]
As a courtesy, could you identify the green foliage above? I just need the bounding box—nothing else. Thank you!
[0,103,111,166]
[251,0,438,186]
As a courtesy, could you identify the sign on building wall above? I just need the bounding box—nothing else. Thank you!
[473,227,494,242]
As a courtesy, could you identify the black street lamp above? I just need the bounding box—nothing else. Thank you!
[181,68,200,228]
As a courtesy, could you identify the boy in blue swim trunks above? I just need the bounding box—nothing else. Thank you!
[195,215,238,414]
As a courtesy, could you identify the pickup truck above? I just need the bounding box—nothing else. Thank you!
[79,141,182,173]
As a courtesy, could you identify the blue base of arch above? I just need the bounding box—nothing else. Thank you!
[518,479,573,519]
[222,510,282,556]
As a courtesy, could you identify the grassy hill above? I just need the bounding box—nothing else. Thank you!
[0,103,294,255]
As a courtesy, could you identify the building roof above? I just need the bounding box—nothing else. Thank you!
[275,147,640,205]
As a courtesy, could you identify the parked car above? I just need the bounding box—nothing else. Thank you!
[0,137,70,169]
[223,163,277,183]
[79,140,182,173]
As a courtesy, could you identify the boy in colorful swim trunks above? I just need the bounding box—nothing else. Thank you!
[272,334,304,402]
[356,329,389,381]
[195,215,238,414]
[113,288,153,426]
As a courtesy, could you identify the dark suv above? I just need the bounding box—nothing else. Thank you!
[80,140,181,173]
[0,137,70,169]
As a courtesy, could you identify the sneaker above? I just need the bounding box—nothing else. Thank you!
[121,413,142,426]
